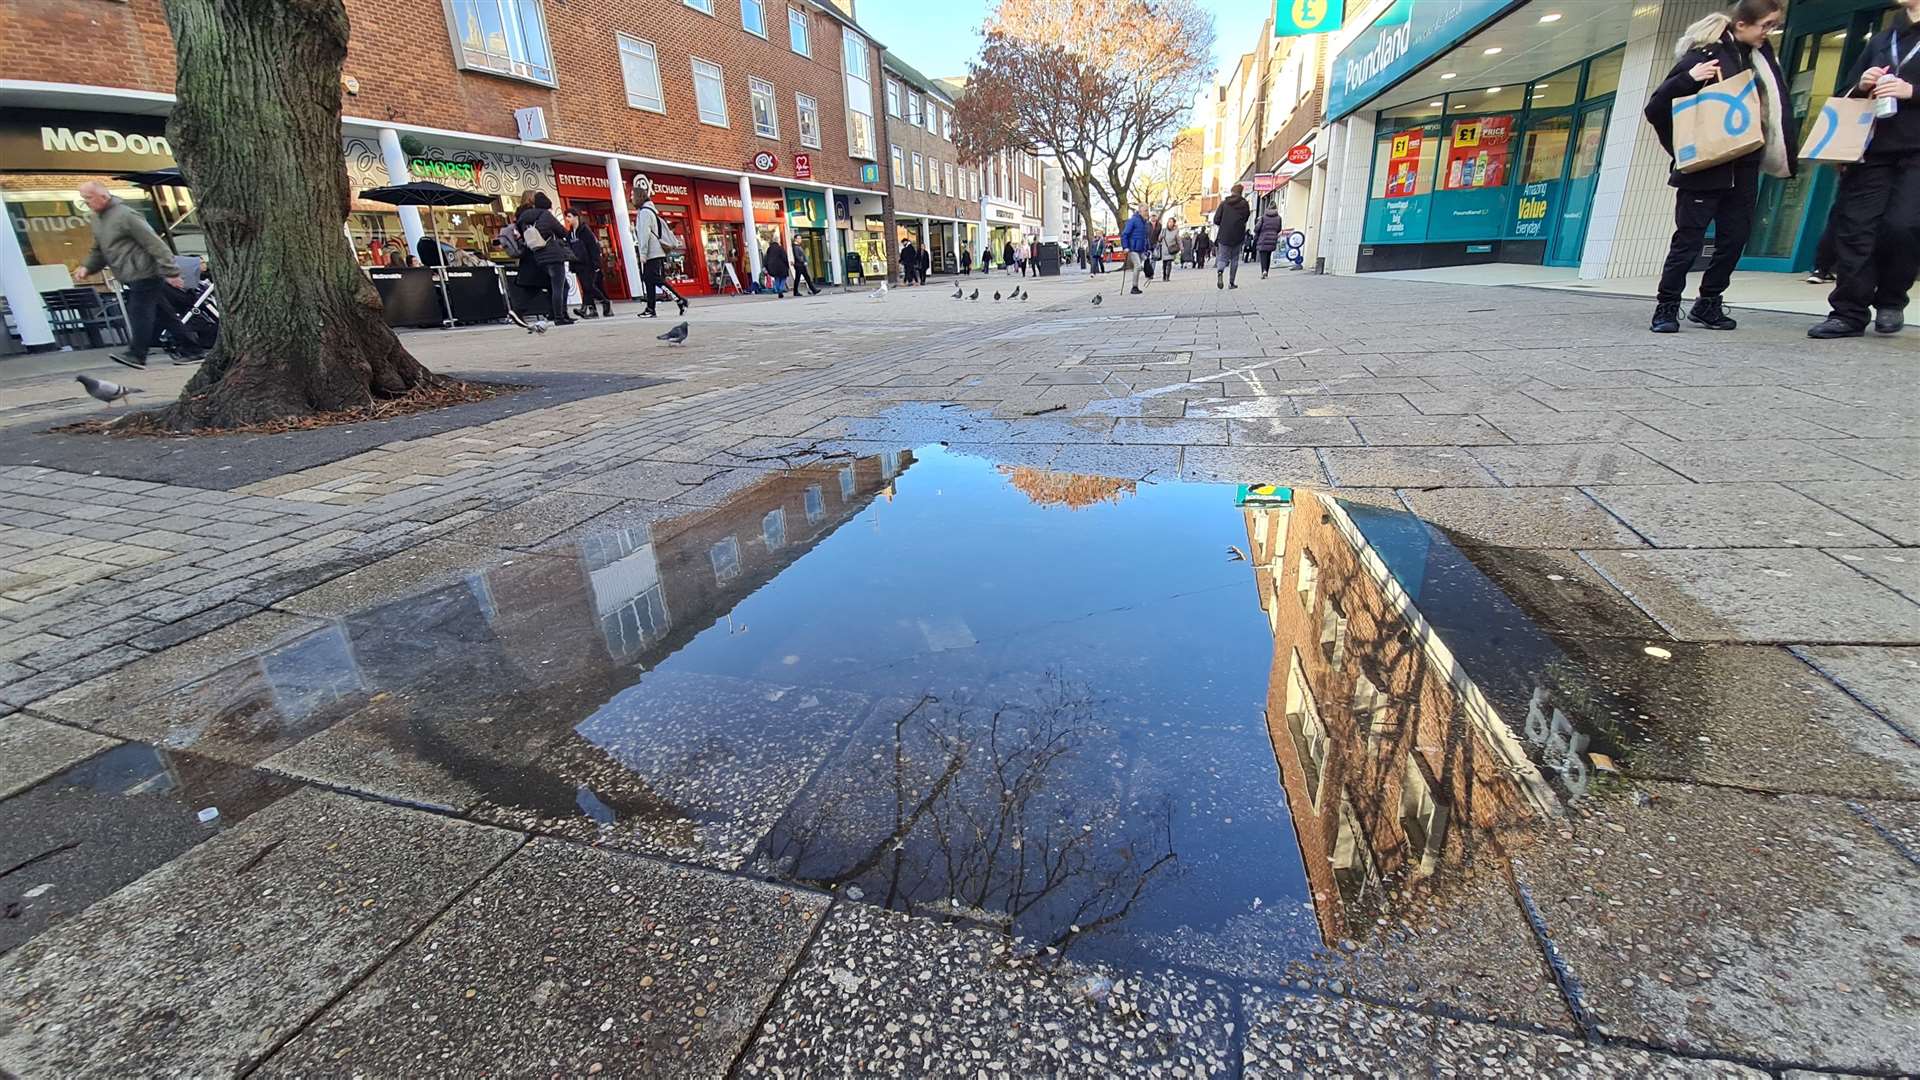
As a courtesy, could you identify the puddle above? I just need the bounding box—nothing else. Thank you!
[107,444,1918,982]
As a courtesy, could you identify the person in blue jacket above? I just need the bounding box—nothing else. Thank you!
[1120,205,1152,295]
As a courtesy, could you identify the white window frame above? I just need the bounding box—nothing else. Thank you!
[763,508,787,550]
[908,91,923,127]
[926,103,938,134]
[788,6,809,55]
[886,79,902,117]
[739,0,766,37]
[912,151,924,190]
[796,92,821,149]
[446,0,557,86]
[749,76,779,138]
[944,162,956,197]
[929,159,941,195]
[684,0,713,12]
[890,145,904,185]
[842,28,875,161]
[942,109,952,140]
[616,33,665,114]
[709,536,740,584]
[838,466,855,501]
[691,57,728,128]
[804,484,825,524]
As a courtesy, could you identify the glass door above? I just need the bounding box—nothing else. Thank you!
[1748,24,1849,264]
[1547,101,1609,267]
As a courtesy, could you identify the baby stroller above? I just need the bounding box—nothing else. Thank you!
[158,255,219,362]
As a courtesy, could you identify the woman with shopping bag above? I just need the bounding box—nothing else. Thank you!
[1643,0,1793,335]
[1806,0,1920,338]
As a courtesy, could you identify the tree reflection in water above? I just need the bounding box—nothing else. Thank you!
[758,672,1177,956]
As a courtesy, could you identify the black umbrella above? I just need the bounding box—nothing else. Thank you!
[113,167,185,187]
[358,182,498,326]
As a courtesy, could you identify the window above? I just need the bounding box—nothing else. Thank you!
[943,109,952,140]
[1400,754,1449,871]
[912,152,924,190]
[908,92,923,127]
[843,29,875,160]
[944,163,955,196]
[804,485,825,524]
[929,159,940,195]
[890,145,904,185]
[838,466,855,501]
[740,0,765,36]
[763,508,786,550]
[1022,190,1035,215]
[692,59,728,126]
[709,537,740,584]
[927,104,939,134]
[1021,152,1035,176]
[1371,116,1440,200]
[1438,113,1516,191]
[448,0,555,85]
[796,92,821,148]
[1354,670,1391,736]
[1283,652,1328,809]
[617,34,665,113]
[1297,550,1319,612]
[750,76,778,138]
[886,80,902,117]
[788,6,809,55]
[684,0,712,11]
[880,451,897,480]
[1318,598,1348,667]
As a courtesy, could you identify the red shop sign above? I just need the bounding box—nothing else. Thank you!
[552,161,611,197]
[1287,144,1313,165]
[794,152,812,179]
[749,150,780,173]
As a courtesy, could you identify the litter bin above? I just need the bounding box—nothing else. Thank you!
[1033,242,1062,277]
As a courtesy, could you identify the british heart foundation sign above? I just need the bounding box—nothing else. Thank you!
[794,152,813,179]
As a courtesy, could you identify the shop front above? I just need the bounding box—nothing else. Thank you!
[342,134,555,271]
[553,162,631,300]
[783,188,829,284]
[630,172,701,297]
[693,180,784,294]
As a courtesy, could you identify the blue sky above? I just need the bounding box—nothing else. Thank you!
[856,0,1271,89]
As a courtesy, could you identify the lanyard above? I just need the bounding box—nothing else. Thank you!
[1893,33,1920,73]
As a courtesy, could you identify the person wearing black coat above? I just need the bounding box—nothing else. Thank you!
[791,243,820,295]
[1642,0,1795,334]
[516,191,574,324]
[565,213,609,318]
[1808,0,1920,338]
[763,239,791,297]
[1212,184,1252,290]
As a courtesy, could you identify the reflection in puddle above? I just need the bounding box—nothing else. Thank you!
[119,445,1742,978]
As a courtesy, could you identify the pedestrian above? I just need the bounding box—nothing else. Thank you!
[792,243,820,295]
[630,173,687,319]
[980,243,993,275]
[1196,227,1213,268]
[1179,228,1195,268]
[1003,239,1018,280]
[898,238,917,286]
[763,237,792,297]
[1157,218,1179,282]
[1644,0,1793,334]
[1806,196,1841,284]
[1212,183,1252,290]
[1807,0,1919,338]
[960,246,972,276]
[515,190,574,325]
[1255,205,1284,278]
[565,212,609,318]
[1120,203,1153,295]
[77,181,204,370]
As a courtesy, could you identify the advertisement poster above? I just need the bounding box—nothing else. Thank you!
[1443,115,1512,191]
[1385,128,1423,197]
[1511,181,1554,238]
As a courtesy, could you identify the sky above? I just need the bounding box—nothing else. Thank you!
[854,0,1271,92]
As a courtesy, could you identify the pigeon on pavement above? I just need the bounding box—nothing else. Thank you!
[870,282,889,300]
[951,286,963,299]
[969,289,979,300]
[657,321,689,345]
[1091,294,1103,306]
[993,291,1002,301]
[77,374,139,405]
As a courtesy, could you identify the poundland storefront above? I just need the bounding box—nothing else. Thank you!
[1318,0,1906,279]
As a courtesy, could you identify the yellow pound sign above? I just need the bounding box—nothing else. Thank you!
[1454,121,1481,148]
[1291,0,1330,31]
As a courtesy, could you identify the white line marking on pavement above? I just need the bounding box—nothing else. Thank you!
[1133,349,1326,400]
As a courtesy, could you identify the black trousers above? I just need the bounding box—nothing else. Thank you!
[575,265,608,309]
[1258,250,1274,273]
[1160,258,1172,281]
[641,257,667,315]
[1825,154,1920,327]
[793,265,817,294]
[542,261,570,320]
[123,278,189,360]
[1813,195,1843,275]
[1656,169,1757,304]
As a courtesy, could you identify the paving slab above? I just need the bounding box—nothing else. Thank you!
[1426,1016,1767,1078]
[0,714,116,799]
[1241,992,1434,1078]
[441,491,625,548]
[262,839,827,1078]
[1229,416,1364,446]
[1180,445,1327,485]
[0,743,295,954]
[274,538,548,618]
[1627,439,1896,483]
[1791,479,1920,545]
[1043,443,1181,479]
[0,789,521,1077]
[1825,547,1920,602]
[1791,645,1920,736]
[1186,397,1301,419]
[1352,415,1511,446]
[738,902,1237,1077]
[1477,411,1678,444]
[1320,448,1500,487]
[1469,444,1687,485]
[1822,436,1920,480]
[1511,783,1920,1073]
[1585,482,1898,549]
[1110,417,1229,445]
[1630,408,1850,442]
[33,609,322,728]
[1398,487,1644,549]
[1583,548,1920,643]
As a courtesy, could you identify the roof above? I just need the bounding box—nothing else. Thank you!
[881,50,955,105]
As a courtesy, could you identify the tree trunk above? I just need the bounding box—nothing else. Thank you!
[148,0,434,432]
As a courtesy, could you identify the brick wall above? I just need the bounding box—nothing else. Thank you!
[878,67,971,222]
[11,0,882,190]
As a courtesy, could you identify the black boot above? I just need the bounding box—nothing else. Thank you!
[1874,307,1905,334]
[1650,300,1681,334]
[601,300,612,317]
[1687,296,1737,330]
[1807,316,1865,339]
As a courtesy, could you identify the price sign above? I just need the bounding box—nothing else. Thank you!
[1391,132,1414,158]
[1453,121,1481,148]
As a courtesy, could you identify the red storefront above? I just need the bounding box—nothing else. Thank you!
[552,162,632,300]
[689,179,787,295]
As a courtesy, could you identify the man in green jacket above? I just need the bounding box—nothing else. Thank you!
[78,181,201,369]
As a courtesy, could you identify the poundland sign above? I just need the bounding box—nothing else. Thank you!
[1325,0,1518,121]
[1,109,176,171]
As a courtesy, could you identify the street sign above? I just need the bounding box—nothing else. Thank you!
[860,161,880,185]
[1287,144,1313,165]
[1274,0,1343,37]
[794,152,812,179]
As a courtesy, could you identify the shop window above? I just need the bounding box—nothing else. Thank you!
[709,536,741,584]
[1518,115,1573,185]
[1584,47,1624,99]
[684,0,712,11]
[447,0,555,85]
[617,34,665,114]
[763,508,787,550]
[886,79,902,117]
[1527,73,1577,110]
[740,0,765,37]
[750,77,779,138]
[891,145,904,185]
[1438,113,1515,191]
[788,7,809,55]
[692,58,728,127]
[912,152,925,190]
[796,92,821,149]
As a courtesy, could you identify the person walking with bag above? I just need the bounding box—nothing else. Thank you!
[76,182,204,369]
[763,238,792,298]
[565,212,608,319]
[516,191,574,325]
[630,174,687,320]
[1643,0,1793,334]
[1120,204,1153,295]
[1254,205,1285,278]
[1808,0,1920,338]
[1157,219,1179,282]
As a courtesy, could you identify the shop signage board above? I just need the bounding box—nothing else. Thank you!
[860,162,881,185]
[794,153,813,179]
[1274,0,1343,37]
[785,189,827,229]
[2,109,175,171]
[554,162,614,198]
[1253,173,1284,194]
[409,157,485,186]
[1325,0,1520,121]
[1509,180,1555,238]
[750,151,781,173]
[1363,194,1430,243]
[1287,144,1314,165]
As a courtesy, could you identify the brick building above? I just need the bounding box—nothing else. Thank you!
[878,53,975,275]
[1242,491,1554,946]
[0,0,902,322]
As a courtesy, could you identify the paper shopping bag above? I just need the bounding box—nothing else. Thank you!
[1798,96,1876,163]
[1672,69,1764,173]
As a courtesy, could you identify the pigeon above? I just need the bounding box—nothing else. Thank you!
[1021,292,1030,301]
[951,286,963,299]
[528,317,551,334]
[77,373,139,405]
[1091,294,1103,306]
[1013,287,1025,299]
[969,289,979,300]
[994,291,1002,301]
[657,321,689,345]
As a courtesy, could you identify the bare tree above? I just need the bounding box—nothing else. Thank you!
[143,0,437,432]
[1127,149,1205,228]
[955,0,1214,233]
